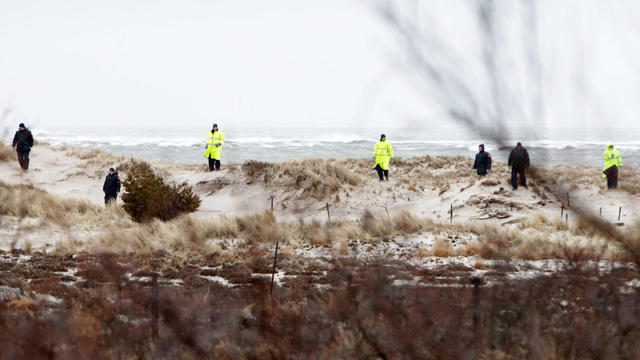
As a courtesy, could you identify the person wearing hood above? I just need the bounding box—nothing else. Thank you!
[204,123,225,171]
[11,123,34,171]
[373,134,394,181]
[602,142,622,189]
[103,168,121,204]
[473,144,492,176]
[508,142,530,190]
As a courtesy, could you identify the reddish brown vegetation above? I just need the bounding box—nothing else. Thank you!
[0,250,638,359]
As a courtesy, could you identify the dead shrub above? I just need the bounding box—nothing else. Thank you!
[465,243,480,256]
[432,239,453,257]
[121,161,201,223]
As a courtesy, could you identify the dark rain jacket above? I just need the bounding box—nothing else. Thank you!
[508,147,530,170]
[473,151,492,175]
[103,173,121,195]
[12,129,34,153]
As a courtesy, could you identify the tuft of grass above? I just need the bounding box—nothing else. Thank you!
[432,239,453,257]
[242,159,363,199]
[8,298,36,314]
[0,180,103,225]
[619,166,640,195]
[0,143,14,162]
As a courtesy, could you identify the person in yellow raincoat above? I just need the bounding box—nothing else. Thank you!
[373,134,394,181]
[204,124,225,171]
[602,142,622,189]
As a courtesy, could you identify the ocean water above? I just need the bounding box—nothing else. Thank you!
[6,126,640,168]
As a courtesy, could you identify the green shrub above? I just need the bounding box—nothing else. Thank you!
[121,161,201,223]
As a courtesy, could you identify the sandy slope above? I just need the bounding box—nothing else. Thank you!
[1,144,640,252]
[2,144,639,226]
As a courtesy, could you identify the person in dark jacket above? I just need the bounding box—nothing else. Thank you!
[508,142,530,190]
[11,123,34,171]
[473,144,492,176]
[103,168,121,205]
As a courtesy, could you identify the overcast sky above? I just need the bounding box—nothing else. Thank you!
[1,1,640,132]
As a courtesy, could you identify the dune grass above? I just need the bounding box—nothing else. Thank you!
[0,143,14,162]
[84,207,639,264]
[0,181,101,223]
[619,166,640,195]
[0,181,130,231]
[242,158,364,198]
[4,144,640,263]
[0,178,635,264]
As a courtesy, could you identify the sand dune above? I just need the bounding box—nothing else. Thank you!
[2,144,639,222]
[1,143,639,253]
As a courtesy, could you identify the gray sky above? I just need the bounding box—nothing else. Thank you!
[0,0,421,130]
[2,0,640,131]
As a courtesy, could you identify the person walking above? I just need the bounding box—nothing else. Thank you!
[103,168,121,205]
[602,142,622,189]
[373,134,394,181]
[508,142,530,190]
[11,123,34,171]
[204,124,225,171]
[473,144,492,176]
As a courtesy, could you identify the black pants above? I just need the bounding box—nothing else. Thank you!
[17,150,30,170]
[511,167,527,189]
[208,158,221,171]
[105,193,117,205]
[604,165,618,189]
[375,164,389,181]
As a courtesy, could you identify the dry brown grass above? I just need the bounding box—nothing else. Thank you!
[1,251,638,358]
[0,143,14,162]
[432,239,453,257]
[0,181,103,225]
[536,165,601,188]
[8,298,36,314]
[90,208,624,262]
[619,166,640,195]
[65,146,129,173]
[94,210,428,254]
[242,158,363,199]
[0,173,630,262]
[96,215,240,253]
[3,144,638,263]
[463,213,633,261]
[240,155,504,199]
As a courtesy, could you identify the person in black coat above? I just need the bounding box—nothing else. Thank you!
[103,168,121,205]
[11,123,34,171]
[508,142,530,190]
[473,144,492,176]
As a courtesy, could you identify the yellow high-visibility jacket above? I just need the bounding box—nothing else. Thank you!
[602,142,622,178]
[373,140,394,170]
[204,130,225,160]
